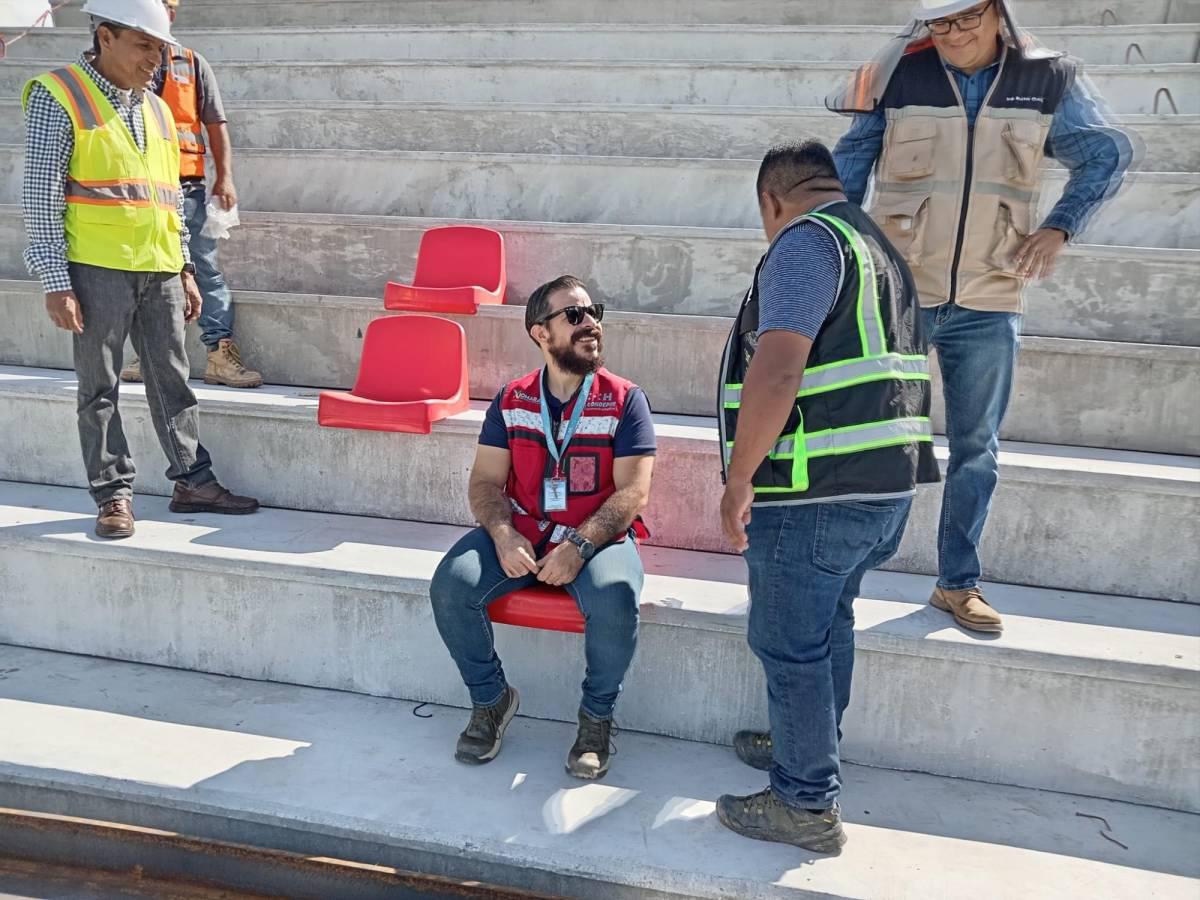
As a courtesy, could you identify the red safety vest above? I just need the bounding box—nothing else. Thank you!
[501,367,647,551]
[157,47,205,180]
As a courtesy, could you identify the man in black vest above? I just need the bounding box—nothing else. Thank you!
[715,142,938,853]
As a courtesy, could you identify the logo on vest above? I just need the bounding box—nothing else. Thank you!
[513,390,539,403]
[587,391,617,411]
[1005,95,1044,104]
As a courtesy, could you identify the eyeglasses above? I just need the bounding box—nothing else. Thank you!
[537,304,606,327]
[928,0,993,35]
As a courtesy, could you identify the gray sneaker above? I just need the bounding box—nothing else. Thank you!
[733,730,773,771]
[566,710,615,780]
[716,787,847,854]
[455,685,519,765]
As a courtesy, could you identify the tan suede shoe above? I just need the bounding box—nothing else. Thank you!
[930,586,1003,633]
[204,339,263,389]
[119,356,143,383]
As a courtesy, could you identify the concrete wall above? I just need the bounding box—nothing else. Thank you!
[0,367,1195,601]
[3,282,1198,454]
[0,484,1195,811]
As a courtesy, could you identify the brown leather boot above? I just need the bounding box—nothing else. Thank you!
[119,356,143,383]
[204,339,263,389]
[930,586,1004,634]
[95,498,134,539]
[169,481,259,515]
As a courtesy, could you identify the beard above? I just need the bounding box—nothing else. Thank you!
[548,327,604,376]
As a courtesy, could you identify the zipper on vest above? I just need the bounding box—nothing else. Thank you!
[944,51,1006,306]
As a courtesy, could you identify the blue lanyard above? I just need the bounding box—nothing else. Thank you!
[541,369,594,475]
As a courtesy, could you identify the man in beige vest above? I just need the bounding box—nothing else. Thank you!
[832,0,1133,631]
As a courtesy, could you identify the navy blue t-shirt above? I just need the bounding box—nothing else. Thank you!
[479,373,657,457]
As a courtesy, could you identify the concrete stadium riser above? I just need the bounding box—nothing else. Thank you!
[9,24,1200,65]
[0,366,1196,602]
[1,97,1197,171]
[3,281,1198,455]
[0,483,1195,811]
[2,146,1194,247]
[41,0,1200,28]
[1,58,1193,114]
[2,206,1197,346]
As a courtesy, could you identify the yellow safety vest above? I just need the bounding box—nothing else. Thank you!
[22,63,184,273]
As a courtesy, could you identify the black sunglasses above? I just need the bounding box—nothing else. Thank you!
[928,0,994,35]
[537,304,606,327]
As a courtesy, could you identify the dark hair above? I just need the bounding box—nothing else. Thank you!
[524,274,587,338]
[92,20,128,55]
[756,141,842,198]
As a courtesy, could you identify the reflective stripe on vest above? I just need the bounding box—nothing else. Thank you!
[22,64,184,273]
[159,47,205,178]
[721,211,932,495]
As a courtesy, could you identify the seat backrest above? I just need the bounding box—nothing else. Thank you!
[352,315,467,402]
[412,225,505,294]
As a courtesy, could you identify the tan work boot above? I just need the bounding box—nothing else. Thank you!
[95,498,134,539]
[204,339,263,388]
[930,586,1003,634]
[119,357,143,383]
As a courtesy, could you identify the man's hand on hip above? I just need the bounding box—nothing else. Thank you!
[720,478,755,553]
[212,178,238,210]
[45,290,84,334]
[181,272,203,323]
[493,526,540,578]
[1013,228,1068,280]
[536,541,585,587]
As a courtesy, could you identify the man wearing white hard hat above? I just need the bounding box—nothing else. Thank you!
[828,0,1134,633]
[21,0,258,539]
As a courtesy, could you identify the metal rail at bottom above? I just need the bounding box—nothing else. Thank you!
[0,807,565,900]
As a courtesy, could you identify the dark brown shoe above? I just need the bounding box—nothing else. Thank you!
[169,481,259,515]
[95,498,134,539]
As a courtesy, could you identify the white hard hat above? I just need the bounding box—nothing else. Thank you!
[83,0,174,44]
[912,0,990,20]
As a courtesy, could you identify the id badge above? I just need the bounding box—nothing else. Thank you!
[543,477,569,512]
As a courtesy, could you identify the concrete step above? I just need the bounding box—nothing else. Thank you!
[1,57,1192,115]
[0,485,1197,815]
[2,206,1197,346]
[2,146,1193,247]
[1,649,1197,900]
[10,24,1200,64]
[2,99,1194,172]
[0,366,1195,601]
[44,0,1200,28]
[3,280,1197,455]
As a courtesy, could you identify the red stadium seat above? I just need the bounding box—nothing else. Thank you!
[489,584,585,634]
[317,315,469,434]
[384,225,506,315]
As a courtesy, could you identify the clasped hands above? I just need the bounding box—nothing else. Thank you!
[495,527,583,586]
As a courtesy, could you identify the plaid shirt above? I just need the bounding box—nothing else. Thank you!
[833,58,1132,239]
[22,52,190,294]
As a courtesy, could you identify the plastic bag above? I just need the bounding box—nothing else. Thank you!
[201,200,240,240]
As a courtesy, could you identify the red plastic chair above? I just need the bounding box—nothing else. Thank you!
[317,315,469,434]
[489,584,585,634]
[384,225,506,315]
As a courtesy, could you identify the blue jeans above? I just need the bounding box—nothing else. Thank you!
[183,181,234,349]
[429,527,642,720]
[921,304,1022,590]
[744,498,912,809]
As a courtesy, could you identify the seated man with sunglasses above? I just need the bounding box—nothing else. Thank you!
[430,274,656,779]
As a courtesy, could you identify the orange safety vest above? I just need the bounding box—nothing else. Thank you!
[157,46,205,179]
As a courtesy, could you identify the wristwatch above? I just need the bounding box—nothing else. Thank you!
[181,263,197,276]
[566,528,596,561]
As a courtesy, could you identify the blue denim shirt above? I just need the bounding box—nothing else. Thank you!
[832,57,1132,239]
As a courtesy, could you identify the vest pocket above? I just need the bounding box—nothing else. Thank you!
[873,194,929,268]
[1001,120,1045,187]
[987,201,1032,273]
[883,118,937,180]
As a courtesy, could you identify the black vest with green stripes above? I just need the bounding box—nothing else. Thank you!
[720,201,940,504]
